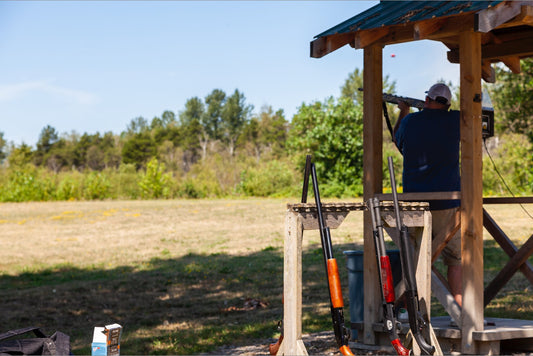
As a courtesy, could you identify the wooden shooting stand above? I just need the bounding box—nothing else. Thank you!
[308,2,533,353]
[277,200,443,356]
[278,196,533,355]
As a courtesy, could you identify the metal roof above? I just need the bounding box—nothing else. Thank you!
[315,0,505,39]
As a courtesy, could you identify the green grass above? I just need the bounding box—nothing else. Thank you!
[1,199,532,354]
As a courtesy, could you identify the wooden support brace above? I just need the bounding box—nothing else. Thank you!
[484,233,533,307]
[483,208,533,286]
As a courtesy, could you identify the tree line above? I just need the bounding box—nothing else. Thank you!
[0,61,532,201]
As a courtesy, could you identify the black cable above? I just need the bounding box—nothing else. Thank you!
[483,137,533,221]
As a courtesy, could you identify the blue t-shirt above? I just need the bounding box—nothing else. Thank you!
[394,108,460,210]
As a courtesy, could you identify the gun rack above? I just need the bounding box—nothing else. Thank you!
[277,200,440,355]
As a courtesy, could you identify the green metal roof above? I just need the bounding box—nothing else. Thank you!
[315,0,505,39]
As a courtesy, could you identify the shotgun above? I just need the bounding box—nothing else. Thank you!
[367,197,410,356]
[310,162,354,356]
[358,88,424,142]
[357,88,425,110]
[388,156,435,355]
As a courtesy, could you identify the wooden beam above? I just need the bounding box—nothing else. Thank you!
[310,33,354,59]
[483,196,533,204]
[353,27,389,49]
[362,44,382,346]
[483,38,533,61]
[475,1,526,32]
[459,30,484,354]
[415,15,475,41]
[448,37,533,64]
[501,55,522,73]
[414,18,447,40]
[481,60,496,83]
[375,191,461,202]
[494,5,533,29]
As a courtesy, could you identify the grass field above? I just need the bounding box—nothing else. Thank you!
[1,199,532,354]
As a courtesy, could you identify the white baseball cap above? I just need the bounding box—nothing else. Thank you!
[426,83,452,105]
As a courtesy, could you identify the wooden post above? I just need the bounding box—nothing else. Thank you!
[362,44,383,345]
[279,210,307,355]
[459,30,484,354]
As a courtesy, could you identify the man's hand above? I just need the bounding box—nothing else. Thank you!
[398,101,411,119]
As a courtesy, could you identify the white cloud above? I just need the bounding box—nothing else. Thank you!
[0,81,98,105]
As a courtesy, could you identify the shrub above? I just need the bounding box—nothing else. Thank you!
[0,166,54,202]
[55,172,83,200]
[83,171,111,200]
[238,160,295,197]
[138,158,174,199]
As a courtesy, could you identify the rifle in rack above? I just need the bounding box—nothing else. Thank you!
[367,197,410,356]
[309,159,354,356]
[388,156,435,355]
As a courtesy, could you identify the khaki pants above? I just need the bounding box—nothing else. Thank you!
[431,207,461,266]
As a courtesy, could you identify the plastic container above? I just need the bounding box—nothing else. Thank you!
[344,249,402,341]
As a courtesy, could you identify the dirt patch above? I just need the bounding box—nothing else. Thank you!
[205,331,342,355]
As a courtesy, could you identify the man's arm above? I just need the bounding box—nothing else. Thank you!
[392,101,411,151]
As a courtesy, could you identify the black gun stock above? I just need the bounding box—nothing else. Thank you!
[388,156,435,355]
[311,163,354,356]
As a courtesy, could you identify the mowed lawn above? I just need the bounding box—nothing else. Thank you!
[0,199,531,354]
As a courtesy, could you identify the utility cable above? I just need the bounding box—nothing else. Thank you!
[483,138,533,222]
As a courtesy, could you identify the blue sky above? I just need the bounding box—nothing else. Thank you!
[0,1,460,146]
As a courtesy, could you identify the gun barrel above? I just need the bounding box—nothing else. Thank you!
[311,162,353,355]
[382,93,425,110]
[357,88,425,110]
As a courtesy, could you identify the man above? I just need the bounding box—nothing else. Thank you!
[393,83,462,306]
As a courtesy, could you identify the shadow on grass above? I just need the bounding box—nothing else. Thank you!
[3,238,530,354]
[0,242,361,355]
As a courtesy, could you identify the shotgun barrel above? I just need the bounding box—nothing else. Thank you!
[388,156,435,355]
[311,163,354,356]
[368,197,410,356]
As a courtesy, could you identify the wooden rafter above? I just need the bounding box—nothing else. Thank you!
[447,34,533,60]
[353,27,389,49]
[475,1,529,32]
[501,56,522,73]
[492,4,533,29]
[310,33,354,59]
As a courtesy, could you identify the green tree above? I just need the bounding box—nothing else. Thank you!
[490,58,533,142]
[125,116,149,136]
[122,132,155,169]
[288,96,364,197]
[340,68,396,105]
[34,125,59,166]
[100,132,121,169]
[8,143,33,167]
[241,106,287,161]
[181,97,207,160]
[161,110,177,126]
[203,89,226,143]
[0,132,6,163]
[221,89,252,156]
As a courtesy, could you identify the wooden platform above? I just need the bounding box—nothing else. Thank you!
[431,316,533,355]
[351,317,533,355]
